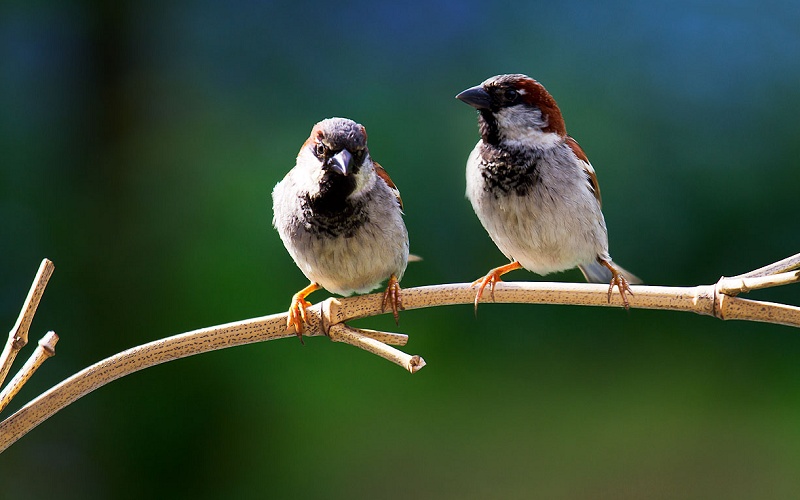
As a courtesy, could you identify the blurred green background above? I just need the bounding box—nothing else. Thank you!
[2,0,800,498]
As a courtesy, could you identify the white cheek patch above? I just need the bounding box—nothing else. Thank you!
[350,160,377,198]
[291,149,326,196]
[495,106,562,149]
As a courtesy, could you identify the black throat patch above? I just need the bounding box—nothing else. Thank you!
[478,110,501,145]
[301,172,369,238]
[479,143,542,197]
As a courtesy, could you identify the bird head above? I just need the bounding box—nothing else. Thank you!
[296,117,375,203]
[456,74,566,147]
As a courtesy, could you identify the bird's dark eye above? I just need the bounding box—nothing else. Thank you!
[503,88,519,101]
[314,143,326,157]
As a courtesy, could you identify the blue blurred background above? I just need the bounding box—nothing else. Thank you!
[2,0,800,498]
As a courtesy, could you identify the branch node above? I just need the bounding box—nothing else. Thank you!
[713,280,727,321]
[408,355,426,374]
[10,334,27,351]
[38,331,59,358]
[319,298,338,336]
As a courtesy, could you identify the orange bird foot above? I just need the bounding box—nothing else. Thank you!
[286,282,321,343]
[470,261,523,313]
[381,274,404,324]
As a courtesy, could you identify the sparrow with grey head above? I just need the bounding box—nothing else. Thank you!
[272,118,409,340]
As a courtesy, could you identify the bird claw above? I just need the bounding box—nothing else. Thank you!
[470,261,523,314]
[471,272,501,313]
[381,274,404,325]
[602,262,634,309]
[286,283,321,344]
[287,297,312,343]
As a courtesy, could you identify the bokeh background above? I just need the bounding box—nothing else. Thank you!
[2,0,800,498]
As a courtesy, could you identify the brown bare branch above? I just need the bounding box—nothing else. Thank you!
[0,259,55,388]
[1,253,798,453]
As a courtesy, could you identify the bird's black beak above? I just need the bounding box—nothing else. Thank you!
[456,85,491,110]
[326,149,352,176]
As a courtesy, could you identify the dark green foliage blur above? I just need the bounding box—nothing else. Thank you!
[2,0,800,498]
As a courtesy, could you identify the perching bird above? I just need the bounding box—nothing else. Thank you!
[456,74,639,309]
[272,117,409,340]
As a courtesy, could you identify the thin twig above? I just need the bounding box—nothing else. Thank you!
[1,254,799,453]
[330,325,409,346]
[0,332,59,414]
[0,259,55,388]
[717,270,800,296]
[732,252,800,279]
[328,324,422,372]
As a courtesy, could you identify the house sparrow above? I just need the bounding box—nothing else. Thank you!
[272,117,409,340]
[456,74,639,310]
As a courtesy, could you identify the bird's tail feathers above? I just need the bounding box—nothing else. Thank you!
[579,260,641,285]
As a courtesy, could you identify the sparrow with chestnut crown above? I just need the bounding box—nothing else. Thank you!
[456,74,639,310]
